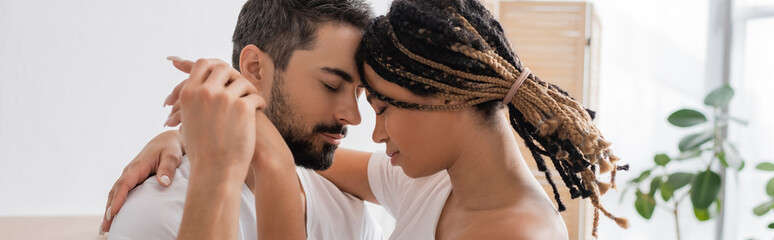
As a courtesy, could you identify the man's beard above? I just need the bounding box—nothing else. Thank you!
[264,73,347,170]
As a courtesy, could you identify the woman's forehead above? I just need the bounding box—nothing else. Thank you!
[363,63,436,106]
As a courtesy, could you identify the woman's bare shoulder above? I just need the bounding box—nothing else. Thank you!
[456,205,569,240]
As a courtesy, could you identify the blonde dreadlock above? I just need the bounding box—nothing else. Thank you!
[357,0,629,237]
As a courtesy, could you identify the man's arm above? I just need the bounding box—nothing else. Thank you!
[170,57,305,240]
[317,148,378,204]
[250,112,306,239]
[177,164,246,239]
[172,57,263,239]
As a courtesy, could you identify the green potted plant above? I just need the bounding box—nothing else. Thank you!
[753,162,774,230]
[622,84,745,240]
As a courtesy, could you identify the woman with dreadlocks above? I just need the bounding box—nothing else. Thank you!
[103,0,628,238]
[346,0,628,238]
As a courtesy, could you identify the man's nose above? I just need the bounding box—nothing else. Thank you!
[335,94,362,126]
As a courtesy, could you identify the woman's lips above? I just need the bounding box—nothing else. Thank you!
[387,151,400,165]
[387,151,400,158]
[320,133,343,145]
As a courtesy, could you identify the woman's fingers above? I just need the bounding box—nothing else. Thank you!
[164,56,194,106]
[226,77,263,110]
[156,148,183,187]
[165,100,181,127]
[201,64,233,90]
[165,110,182,127]
[100,172,138,233]
[241,93,266,111]
[164,79,188,107]
[225,78,255,97]
[167,56,194,74]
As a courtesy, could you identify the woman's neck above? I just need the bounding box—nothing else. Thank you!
[445,113,539,211]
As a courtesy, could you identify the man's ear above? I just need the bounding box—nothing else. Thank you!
[239,44,274,92]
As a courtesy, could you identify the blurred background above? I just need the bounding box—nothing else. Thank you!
[1,0,772,239]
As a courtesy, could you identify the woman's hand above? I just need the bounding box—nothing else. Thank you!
[100,129,184,234]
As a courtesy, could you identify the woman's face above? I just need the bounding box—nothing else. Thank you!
[363,63,466,178]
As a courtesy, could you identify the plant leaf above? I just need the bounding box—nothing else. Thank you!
[753,201,773,216]
[660,181,674,201]
[695,207,711,221]
[767,178,774,197]
[704,84,734,107]
[729,116,748,126]
[757,162,774,171]
[675,149,703,161]
[717,151,729,167]
[691,170,722,209]
[717,115,749,126]
[768,222,774,229]
[619,187,632,204]
[722,142,744,171]
[650,177,663,197]
[631,169,652,183]
[667,172,694,191]
[668,109,708,127]
[654,154,671,166]
[635,190,656,219]
[679,129,714,152]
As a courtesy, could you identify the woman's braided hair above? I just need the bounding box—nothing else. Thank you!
[358,0,628,236]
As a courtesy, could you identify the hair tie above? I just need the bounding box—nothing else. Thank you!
[502,67,531,104]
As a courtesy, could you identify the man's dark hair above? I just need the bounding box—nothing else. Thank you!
[232,0,373,71]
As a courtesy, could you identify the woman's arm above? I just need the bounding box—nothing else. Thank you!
[101,129,184,234]
[317,148,378,204]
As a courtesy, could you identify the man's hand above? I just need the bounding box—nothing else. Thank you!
[176,57,264,177]
[172,57,267,239]
[162,57,291,171]
[165,57,305,239]
[100,129,184,234]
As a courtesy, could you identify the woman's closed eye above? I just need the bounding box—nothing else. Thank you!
[375,104,388,115]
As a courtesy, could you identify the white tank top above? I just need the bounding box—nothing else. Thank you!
[367,151,452,240]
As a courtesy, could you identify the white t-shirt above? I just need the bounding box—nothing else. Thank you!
[367,151,452,240]
[108,156,383,240]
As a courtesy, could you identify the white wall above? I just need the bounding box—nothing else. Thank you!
[0,0,388,212]
[1,0,247,216]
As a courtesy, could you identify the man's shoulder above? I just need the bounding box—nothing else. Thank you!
[107,172,190,239]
